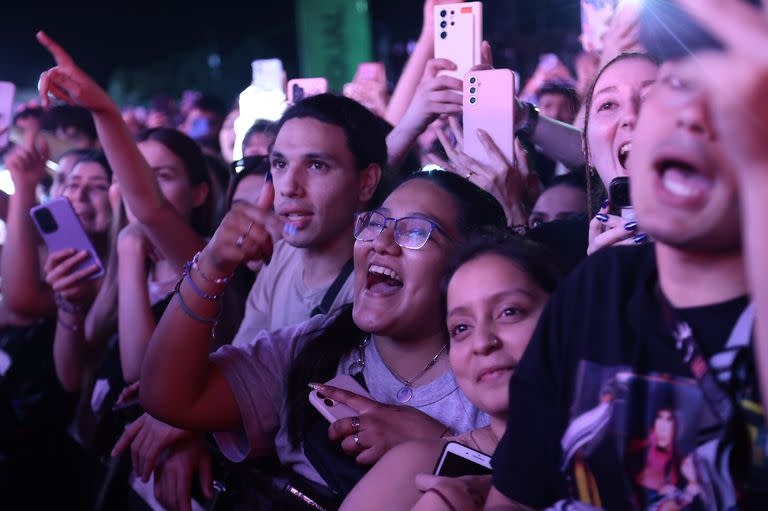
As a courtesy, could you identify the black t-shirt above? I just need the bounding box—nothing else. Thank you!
[492,244,762,510]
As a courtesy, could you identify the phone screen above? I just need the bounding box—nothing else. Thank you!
[436,451,492,477]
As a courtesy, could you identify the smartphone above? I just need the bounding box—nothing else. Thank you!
[639,0,762,60]
[434,2,483,80]
[112,399,143,423]
[463,69,516,168]
[29,197,105,280]
[609,176,635,221]
[308,374,372,423]
[287,78,329,105]
[433,441,492,477]
[0,82,15,148]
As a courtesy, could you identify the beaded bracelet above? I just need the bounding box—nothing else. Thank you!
[183,261,224,301]
[174,277,221,326]
[191,252,233,285]
[54,292,86,314]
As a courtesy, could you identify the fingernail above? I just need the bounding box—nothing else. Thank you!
[624,221,638,231]
[595,214,609,223]
[601,199,610,209]
[284,224,297,236]
[633,233,648,243]
[308,383,322,390]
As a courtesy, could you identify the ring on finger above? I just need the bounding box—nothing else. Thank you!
[351,416,360,434]
[235,233,246,249]
[245,220,254,236]
[353,432,361,448]
[465,171,475,180]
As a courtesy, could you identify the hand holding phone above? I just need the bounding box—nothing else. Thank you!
[463,69,516,167]
[433,441,492,476]
[309,374,372,423]
[608,176,634,221]
[31,197,105,282]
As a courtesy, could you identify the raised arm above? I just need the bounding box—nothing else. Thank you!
[36,31,205,267]
[1,128,56,316]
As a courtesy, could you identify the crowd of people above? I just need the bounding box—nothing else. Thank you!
[0,0,766,510]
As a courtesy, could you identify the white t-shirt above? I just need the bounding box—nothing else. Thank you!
[213,313,488,484]
[231,241,354,347]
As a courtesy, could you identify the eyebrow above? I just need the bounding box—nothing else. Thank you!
[270,150,339,165]
[447,289,537,317]
[593,85,617,97]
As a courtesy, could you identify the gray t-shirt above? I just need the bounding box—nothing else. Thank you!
[212,313,488,484]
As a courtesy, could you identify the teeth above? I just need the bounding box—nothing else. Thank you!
[662,169,699,198]
[368,264,403,283]
[287,213,307,219]
[619,143,631,156]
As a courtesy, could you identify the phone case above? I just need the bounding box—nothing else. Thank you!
[29,197,105,280]
[308,374,372,423]
[433,441,492,476]
[287,78,329,104]
[463,69,516,168]
[434,2,483,80]
[0,82,16,148]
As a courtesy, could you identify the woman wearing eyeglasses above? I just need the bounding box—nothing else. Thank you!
[139,169,506,509]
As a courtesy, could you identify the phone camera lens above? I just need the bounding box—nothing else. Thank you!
[440,9,446,17]
[468,76,477,84]
[451,10,455,15]
[469,86,477,94]
[440,32,447,39]
[469,97,477,105]
[440,20,447,28]
[323,398,334,407]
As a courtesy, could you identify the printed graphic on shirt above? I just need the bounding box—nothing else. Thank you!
[559,361,733,511]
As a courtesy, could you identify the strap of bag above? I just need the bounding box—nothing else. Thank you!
[311,259,354,317]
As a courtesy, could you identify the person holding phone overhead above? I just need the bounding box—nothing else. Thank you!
[340,231,560,511]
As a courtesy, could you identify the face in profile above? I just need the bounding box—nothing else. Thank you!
[352,178,459,340]
[446,254,550,417]
[586,57,659,187]
[62,161,112,235]
[270,117,378,250]
[629,61,740,253]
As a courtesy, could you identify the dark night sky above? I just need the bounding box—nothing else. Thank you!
[1,1,579,99]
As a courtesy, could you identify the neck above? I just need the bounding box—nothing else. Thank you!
[489,415,506,449]
[655,243,747,308]
[372,331,449,387]
[300,225,355,290]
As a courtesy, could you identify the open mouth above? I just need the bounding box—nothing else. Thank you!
[366,264,404,295]
[618,142,631,170]
[657,158,713,201]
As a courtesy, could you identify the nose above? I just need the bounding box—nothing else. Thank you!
[675,90,713,138]
[277,163,304,198]
[371,219,401,256]
[472,323,501,356]
[619,97,641,131]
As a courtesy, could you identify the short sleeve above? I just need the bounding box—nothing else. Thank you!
[491,294,570,507]
[211,314,329,461]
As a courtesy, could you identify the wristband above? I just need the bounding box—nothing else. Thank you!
[515,102,540,139]
[174,277,221,325]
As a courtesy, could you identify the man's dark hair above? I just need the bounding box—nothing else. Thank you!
[536,81,581,116]
[12,107,44,125]
[40,105,97,142]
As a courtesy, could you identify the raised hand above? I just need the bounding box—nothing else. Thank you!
[5,126,48,192]
[36,31,116,113]
[398,59,463,137]
[44,248,101,305]
[197,180,283,278]
[318,383,447,465]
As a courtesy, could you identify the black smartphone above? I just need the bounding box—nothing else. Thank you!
[640,0,762,61]
[609,177,635,220]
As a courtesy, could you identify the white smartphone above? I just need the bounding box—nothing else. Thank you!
[434,2,483,80]
[0,81,16,148]
[433,441,492,477]
[309,374,372,423]
[287,78,329,105]
[463,68,516,167]
[29,197,105,280]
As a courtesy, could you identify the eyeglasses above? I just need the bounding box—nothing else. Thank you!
[353,210,449,250]
[231,155,269,175]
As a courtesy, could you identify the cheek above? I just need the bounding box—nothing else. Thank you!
[449,347,472,381]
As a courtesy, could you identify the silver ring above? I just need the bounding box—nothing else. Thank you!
[245,220,254,236]
[351,416,360,434]
[235,234,246,249]
[353,432,361,448]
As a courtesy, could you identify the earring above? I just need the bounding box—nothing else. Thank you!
[490,338,501,348]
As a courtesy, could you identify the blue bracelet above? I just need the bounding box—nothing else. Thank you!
[183,261,223,301]
[174,277,221,325]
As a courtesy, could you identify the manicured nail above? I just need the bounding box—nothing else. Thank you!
[601,199,610,209]
[595,214,609,223]
[633,233,648,243]
[284,224,297,236]
[308,383,323,391]
[624,221,638,231]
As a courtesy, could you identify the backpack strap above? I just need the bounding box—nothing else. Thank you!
[311,258,354,317]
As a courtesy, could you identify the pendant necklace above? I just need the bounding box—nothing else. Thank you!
[379,338,448,403]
